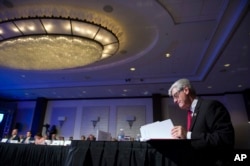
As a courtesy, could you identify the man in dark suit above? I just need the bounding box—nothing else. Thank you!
[8,128,20,143]
[169,78,235,166]
[21,131,34,144]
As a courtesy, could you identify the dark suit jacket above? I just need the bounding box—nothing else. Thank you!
[8,135,20,142]
[190,98,235,165]
[21,136,35,143]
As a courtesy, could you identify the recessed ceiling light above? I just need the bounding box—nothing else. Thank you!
[130,67,136,71]
[103,5,113,13]
[224,64,230,67]
[165,53,171,58]
[123,89,128,92]
[207,86,212,89]
[238,84,243,88]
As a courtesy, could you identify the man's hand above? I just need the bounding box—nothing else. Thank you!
[171,126,187,139]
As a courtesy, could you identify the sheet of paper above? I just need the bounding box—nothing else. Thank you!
[140,119,174,141]
[140,121,160,140]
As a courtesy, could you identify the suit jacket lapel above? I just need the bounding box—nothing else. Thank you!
[190,98,202,131]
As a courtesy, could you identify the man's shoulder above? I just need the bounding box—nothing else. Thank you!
[198,98,228,113]
[197,98,225,109]
[198,98,222,105]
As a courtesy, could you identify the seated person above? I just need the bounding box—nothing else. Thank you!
[21,131,34,144]
[34,133,45,145]
[51,133,57,141]
[87,134,96,141]
[8,128,20,143]
[80,135,86,141]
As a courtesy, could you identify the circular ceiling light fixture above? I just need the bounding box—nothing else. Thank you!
[0,17,119,70]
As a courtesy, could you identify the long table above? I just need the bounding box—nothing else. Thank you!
[0,140,248,166]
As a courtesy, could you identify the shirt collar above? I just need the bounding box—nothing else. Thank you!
[190,98,198,113]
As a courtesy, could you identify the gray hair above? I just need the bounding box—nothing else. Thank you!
[168,78,196,96]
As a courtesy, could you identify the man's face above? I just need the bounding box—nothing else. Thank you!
[27,132,31,137]
[171,87,190,110]
[12,129,17,135]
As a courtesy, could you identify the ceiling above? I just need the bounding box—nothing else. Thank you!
[0,0,249,100]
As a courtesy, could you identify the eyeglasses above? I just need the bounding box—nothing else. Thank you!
[172,88,184,100]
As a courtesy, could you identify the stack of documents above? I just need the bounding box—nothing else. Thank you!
[140,119,174,141]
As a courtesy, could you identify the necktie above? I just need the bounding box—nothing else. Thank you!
[187,110,192,131]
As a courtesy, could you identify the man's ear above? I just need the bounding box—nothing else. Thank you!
[183,87,189,94]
